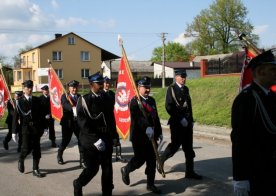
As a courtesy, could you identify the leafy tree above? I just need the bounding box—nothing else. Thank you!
[185,0,258,55]
[151,42,189,62]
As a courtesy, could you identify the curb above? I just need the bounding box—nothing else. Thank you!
[160,119,231,142]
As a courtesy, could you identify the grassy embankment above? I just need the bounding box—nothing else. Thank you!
[0,76,240,128]
[153,75,240,128]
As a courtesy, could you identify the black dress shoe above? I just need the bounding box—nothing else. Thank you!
[147,185,161,194]
[33,170,45,178]
[121,167,130,185]
[57,157,64,165]
[73,179,83,196]
[185,171,202,180]
[3,140,8,150]
[18,160,24,173]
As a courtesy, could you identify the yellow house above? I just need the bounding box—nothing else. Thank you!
[12,32,120,92]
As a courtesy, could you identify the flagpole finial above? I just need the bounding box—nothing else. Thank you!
[118,34,123,46]
[47,59,52,65]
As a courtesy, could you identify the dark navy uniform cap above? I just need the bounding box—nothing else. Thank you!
[67,80,79,87]
[22,80,33,88]
[138,76,151,87]
[41,85,49,90]
[103,76,111,83]
[248,49,276,69]
[88,72,104,83]
[175,69,187,78]
[14,91,23,96]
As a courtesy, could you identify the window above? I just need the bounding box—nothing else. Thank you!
[32,52,35,63]
[25,71,31,80]
[55,69,63,79]
[81,51,90,61]
[17,71,22,81]
[81,69,90,78]
[53,51,62,61]
[68,37,75,45]
[33,70,36,81]
[22,56,26,66]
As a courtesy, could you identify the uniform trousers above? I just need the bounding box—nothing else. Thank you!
[77,146,114,192]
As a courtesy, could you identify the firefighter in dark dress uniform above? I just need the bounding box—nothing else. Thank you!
[3,91,23,152]
[39,85,57,148]
[73,72,119,196]
[57,80,84,168]
[158,69,202,180]
[231,49,276,195]
[12,80,46,178]
[121,76,163,194]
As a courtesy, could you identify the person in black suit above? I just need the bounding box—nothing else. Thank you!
[57,80,84,168]
[158,69,202,180]
[39,85,56,148]
[231,49,276,195]
[73,72,119,196]
[121,76,163,194]
[3,91,23,152]
[12,80,46,178]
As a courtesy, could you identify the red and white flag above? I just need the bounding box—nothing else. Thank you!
[239,46,257,91]
[0,75,10,118]
[114,57,135,140]
[48,68,63,121]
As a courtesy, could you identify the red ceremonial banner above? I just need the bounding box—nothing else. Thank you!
[0,75,9,118]
[239,47,256,91]
[48,68,63,121]
[114,57,135,140]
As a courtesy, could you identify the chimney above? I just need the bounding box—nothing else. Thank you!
[55,33,62,39]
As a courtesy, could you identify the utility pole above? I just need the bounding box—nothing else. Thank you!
[161,32,167,88]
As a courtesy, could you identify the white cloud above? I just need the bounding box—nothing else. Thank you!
[90,18,116,30]
[55,17,89,27]
[253,25,269,35]
[51,0,59,9]
[174,33,195,45]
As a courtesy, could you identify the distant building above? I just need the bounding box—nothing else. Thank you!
[101,60,153,81]
[152,61,201,79]
[12,32,120,92]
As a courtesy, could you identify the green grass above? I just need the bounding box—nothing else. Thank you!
[152,76,240,128]
[0,76,240,128]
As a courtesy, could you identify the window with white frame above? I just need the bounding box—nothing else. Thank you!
[32,52,35,63]
[80,51,90,61]
[81,69,90,78]
[55,69,63,79]
[68,37,75,45]
[17,71,22,81]
[53,51,62,61]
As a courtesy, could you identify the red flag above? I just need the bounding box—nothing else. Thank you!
[114,57,135,140]
[48,68,63,121]
[239,47,257,91]
[0,75,10,118]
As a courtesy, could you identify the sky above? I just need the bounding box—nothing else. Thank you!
[0,0,276,64]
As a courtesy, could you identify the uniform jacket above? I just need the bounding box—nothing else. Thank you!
[5,99,15,125]
[129,95,162,142]
[12,95,44,135]
[165,83,194,125]
[231,82,276,186]
[60,93,80,125]
[77,91,118,149]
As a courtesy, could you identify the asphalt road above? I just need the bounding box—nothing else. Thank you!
[0,124,233,196]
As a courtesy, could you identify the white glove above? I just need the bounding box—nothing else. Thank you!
[146,127,154,139]
[43,129,49,137]
[12,133,18,143]
[233,180,250,196]
[45,114,51,119]
[94,139,105,151]
[180,117,188,127]
[158,134,163,141]
[72,107,77,117]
